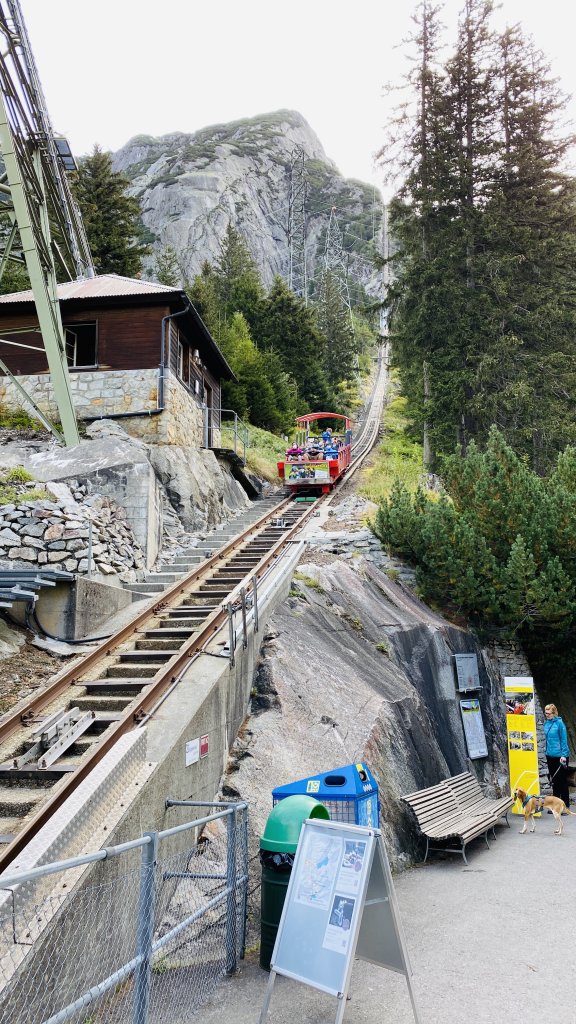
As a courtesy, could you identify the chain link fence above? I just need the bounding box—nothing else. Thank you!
[0,801,248,1024]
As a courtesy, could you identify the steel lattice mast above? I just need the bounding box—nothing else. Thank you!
[0,0,94,445]
[318,206,353,326]
[286,146,308,303]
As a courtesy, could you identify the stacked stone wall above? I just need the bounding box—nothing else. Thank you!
[0,369,218,448]
[0,487,144,580]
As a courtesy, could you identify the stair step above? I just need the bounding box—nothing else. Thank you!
[73,695,136,711]
[0,789,43,815]
[145,573,185,584]
[118,649,174,662]
[135,638,184,651]
[128,583,169,594]
[145,628,195,639]
[81,680,152,694]
[158,619,202,630]
[107,664,161,678]
[166,605,215,615]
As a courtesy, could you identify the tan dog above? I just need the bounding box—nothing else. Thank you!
[514,787,576,835]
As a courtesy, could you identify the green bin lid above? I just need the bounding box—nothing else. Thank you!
[260,794,330,853]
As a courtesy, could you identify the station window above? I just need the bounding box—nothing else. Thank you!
[64,322,97,368]
[177,340,185,380]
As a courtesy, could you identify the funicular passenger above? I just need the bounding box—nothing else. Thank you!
[285,444,304,462]
[306,437,323,459]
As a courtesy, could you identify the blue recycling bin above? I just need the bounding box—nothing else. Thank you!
[272,762,379,827]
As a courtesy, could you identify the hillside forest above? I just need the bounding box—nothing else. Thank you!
[375,0,576,704]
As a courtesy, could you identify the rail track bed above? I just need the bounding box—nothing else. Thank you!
[0,497,315,868]
[0,345,389,872]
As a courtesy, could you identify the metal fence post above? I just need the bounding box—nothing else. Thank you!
[227,603,235,667]
[132,831,158,1024]
[225,810,238,973]
[239,805,249,958]
[87,520,93,580]
[240,588,248,649]
[253,575,259,634]
[202,403,209,447]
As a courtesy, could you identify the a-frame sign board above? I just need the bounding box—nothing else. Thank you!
[258,819,421,1024]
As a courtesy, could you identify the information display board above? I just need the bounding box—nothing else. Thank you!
[504,676,539,813]
[259,819,420,1024]
[454,652,481,691]
[459,699,488,759]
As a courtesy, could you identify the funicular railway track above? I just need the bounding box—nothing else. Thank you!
[0,348,388,873]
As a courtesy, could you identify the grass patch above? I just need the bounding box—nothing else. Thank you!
[221,423,288,483]
[359,391,423,503]
[0,404,45,430]
[293,571,325,593]
[0,466,48,505]
[341,613,364,632]
[4,466,34,484]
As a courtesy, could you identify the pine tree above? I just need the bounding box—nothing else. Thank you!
[154,243,181,287]
[380,4,576,469]
[212,224,263,325]
[315,271,357,387]
[258,277,333,410]
[71,146,149,277]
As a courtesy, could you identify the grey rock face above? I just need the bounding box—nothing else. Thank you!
[148,445,249,531]
[112,110,384,293]
[227,557,510,871]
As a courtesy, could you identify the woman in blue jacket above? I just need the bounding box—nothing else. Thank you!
[544,704,570,809]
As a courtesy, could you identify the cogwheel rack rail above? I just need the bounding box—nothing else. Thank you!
[0,348,388,873]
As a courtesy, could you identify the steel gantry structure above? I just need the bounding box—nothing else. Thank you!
[0,0,94,445]
[286,146,308,304]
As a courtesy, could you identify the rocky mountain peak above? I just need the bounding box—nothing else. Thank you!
[112,109,383,292]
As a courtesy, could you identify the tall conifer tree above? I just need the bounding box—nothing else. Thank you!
[72,146,149,277]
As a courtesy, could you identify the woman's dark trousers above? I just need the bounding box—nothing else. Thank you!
[547,755,570,809]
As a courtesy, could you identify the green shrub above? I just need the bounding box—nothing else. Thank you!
[0,404,44,430]
[373,427,576,639]
[4,466,34,483]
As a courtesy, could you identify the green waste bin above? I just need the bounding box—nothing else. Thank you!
[259,794,330,971]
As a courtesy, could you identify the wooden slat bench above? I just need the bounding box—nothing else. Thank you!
[440,772,513,826]
[402,776,508,865]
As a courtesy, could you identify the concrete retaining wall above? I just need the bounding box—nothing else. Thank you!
[0,544,301,1015]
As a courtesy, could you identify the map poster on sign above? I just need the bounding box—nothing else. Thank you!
[504,676,539,813]
[459,699,488,759]
[454,653,481,691]
[259,819,421,1024]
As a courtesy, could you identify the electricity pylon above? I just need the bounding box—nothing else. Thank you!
[318,206,353,327]
[286,147,308,303]
[0,0,94,445]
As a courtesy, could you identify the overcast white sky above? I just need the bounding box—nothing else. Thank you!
[20,0,576,196]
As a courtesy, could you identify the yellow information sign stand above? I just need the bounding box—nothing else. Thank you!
[504,676,540,812]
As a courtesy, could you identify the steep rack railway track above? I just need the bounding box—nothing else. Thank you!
[0,348,388,872]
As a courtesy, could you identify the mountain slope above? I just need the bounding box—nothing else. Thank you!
[112,110,383,294]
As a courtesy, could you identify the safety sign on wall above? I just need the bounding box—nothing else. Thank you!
[454,652,481,692]
[258,818,421,1024]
